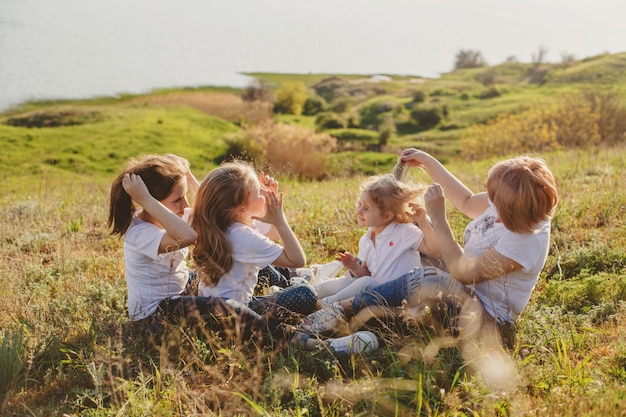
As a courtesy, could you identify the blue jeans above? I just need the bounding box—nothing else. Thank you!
[351,266,472,313]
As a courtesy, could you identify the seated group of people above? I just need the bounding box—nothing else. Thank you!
[108,149,558,362]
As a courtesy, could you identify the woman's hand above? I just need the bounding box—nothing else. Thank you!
[400,148,431,169]
[424,184,447,222]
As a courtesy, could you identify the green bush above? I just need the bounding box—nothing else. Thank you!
[326,128,379,151]
[315,112,346,130]
[358,99,399,130]
[302,95,328,116]
[410,107,443,129]
[273,81,308,115]
[477,86,502,99]
[411,90,428,103]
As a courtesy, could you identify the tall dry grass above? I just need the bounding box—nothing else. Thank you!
[134,91,273,124]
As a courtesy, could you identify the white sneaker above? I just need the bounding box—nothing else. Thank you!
[300,302,345,334]
[268,285,282,294]
[310,260,344,285]
[295,268,314,280]
[327,331,379,354]
[290,276,310,286]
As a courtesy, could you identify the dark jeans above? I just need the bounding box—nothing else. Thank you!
[258,265,293,288]
[249,284,318,323]
[148,295,271,344]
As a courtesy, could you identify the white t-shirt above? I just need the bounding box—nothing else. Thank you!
[198,221,283,304]
[464,200,551,323]
[124,211,190,321]
[358,222,424,285]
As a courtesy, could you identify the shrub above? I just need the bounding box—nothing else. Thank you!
[460,92,622,159]
[410,107,443,130]
[273,81,308,115]
[329,97,352,113]
[479,69,497,86]
[302,95,327,116]
[241,80,274,102]
[477,86,502,99]
[411,90,427,103]
[315,112,346,130]
[312,77,347,103]
[358,99,399,130]
[378,114,396,149]
[583,89,626,145]
[327,128,379,151]
[454,49,486,70]
[221,122,337,179]
[5,109,104,128]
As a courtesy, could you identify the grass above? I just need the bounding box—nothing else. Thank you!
[1,54,626,415]
[1,144,625,416]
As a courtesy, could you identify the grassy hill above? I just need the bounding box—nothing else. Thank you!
[1,52,626,416]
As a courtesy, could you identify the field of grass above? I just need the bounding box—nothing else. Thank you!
[1,53,626,416]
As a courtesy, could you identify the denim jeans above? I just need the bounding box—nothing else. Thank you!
[351,266,471,313]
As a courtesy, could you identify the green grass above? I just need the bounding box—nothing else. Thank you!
[1,144,625,416]
[0,104,238,177]
[1,53,626,415]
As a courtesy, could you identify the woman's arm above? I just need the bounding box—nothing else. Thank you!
[401,148,489,219]
[122,174,197,253]
[424,184,521,284]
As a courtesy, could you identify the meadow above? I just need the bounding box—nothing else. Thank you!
[1,53,626,416]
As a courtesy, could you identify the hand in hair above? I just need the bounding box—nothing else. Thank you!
[121,173,152,204]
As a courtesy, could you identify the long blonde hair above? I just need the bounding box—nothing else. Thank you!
[191,161,258,286]
[361,174,427,223]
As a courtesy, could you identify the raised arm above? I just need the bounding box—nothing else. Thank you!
[255,190,306,268]
[424,184,521,284]
[122,173,197,253]
[400,148,488,219]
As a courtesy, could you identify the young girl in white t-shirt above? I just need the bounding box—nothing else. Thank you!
[108,154,266,342]
[313,174,440,305]
[192,160,320,320]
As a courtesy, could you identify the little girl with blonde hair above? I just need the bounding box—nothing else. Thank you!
[313,173,440,306]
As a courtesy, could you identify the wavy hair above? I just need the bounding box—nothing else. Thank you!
[361,174,427,223]
[486,156,559,233]
[192,161,258,286]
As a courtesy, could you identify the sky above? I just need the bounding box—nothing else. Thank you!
[1,0,625,109]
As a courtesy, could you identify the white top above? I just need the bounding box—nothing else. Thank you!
[464,200,551,323]
[198,221,283,304]
[357,222,424,285]
[124,209,191,321]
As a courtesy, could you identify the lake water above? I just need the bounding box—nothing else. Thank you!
[2,0,625,112]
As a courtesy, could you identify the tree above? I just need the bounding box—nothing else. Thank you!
[532,45,549,67]
[454,49,486,70]
[273,81,308,115]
